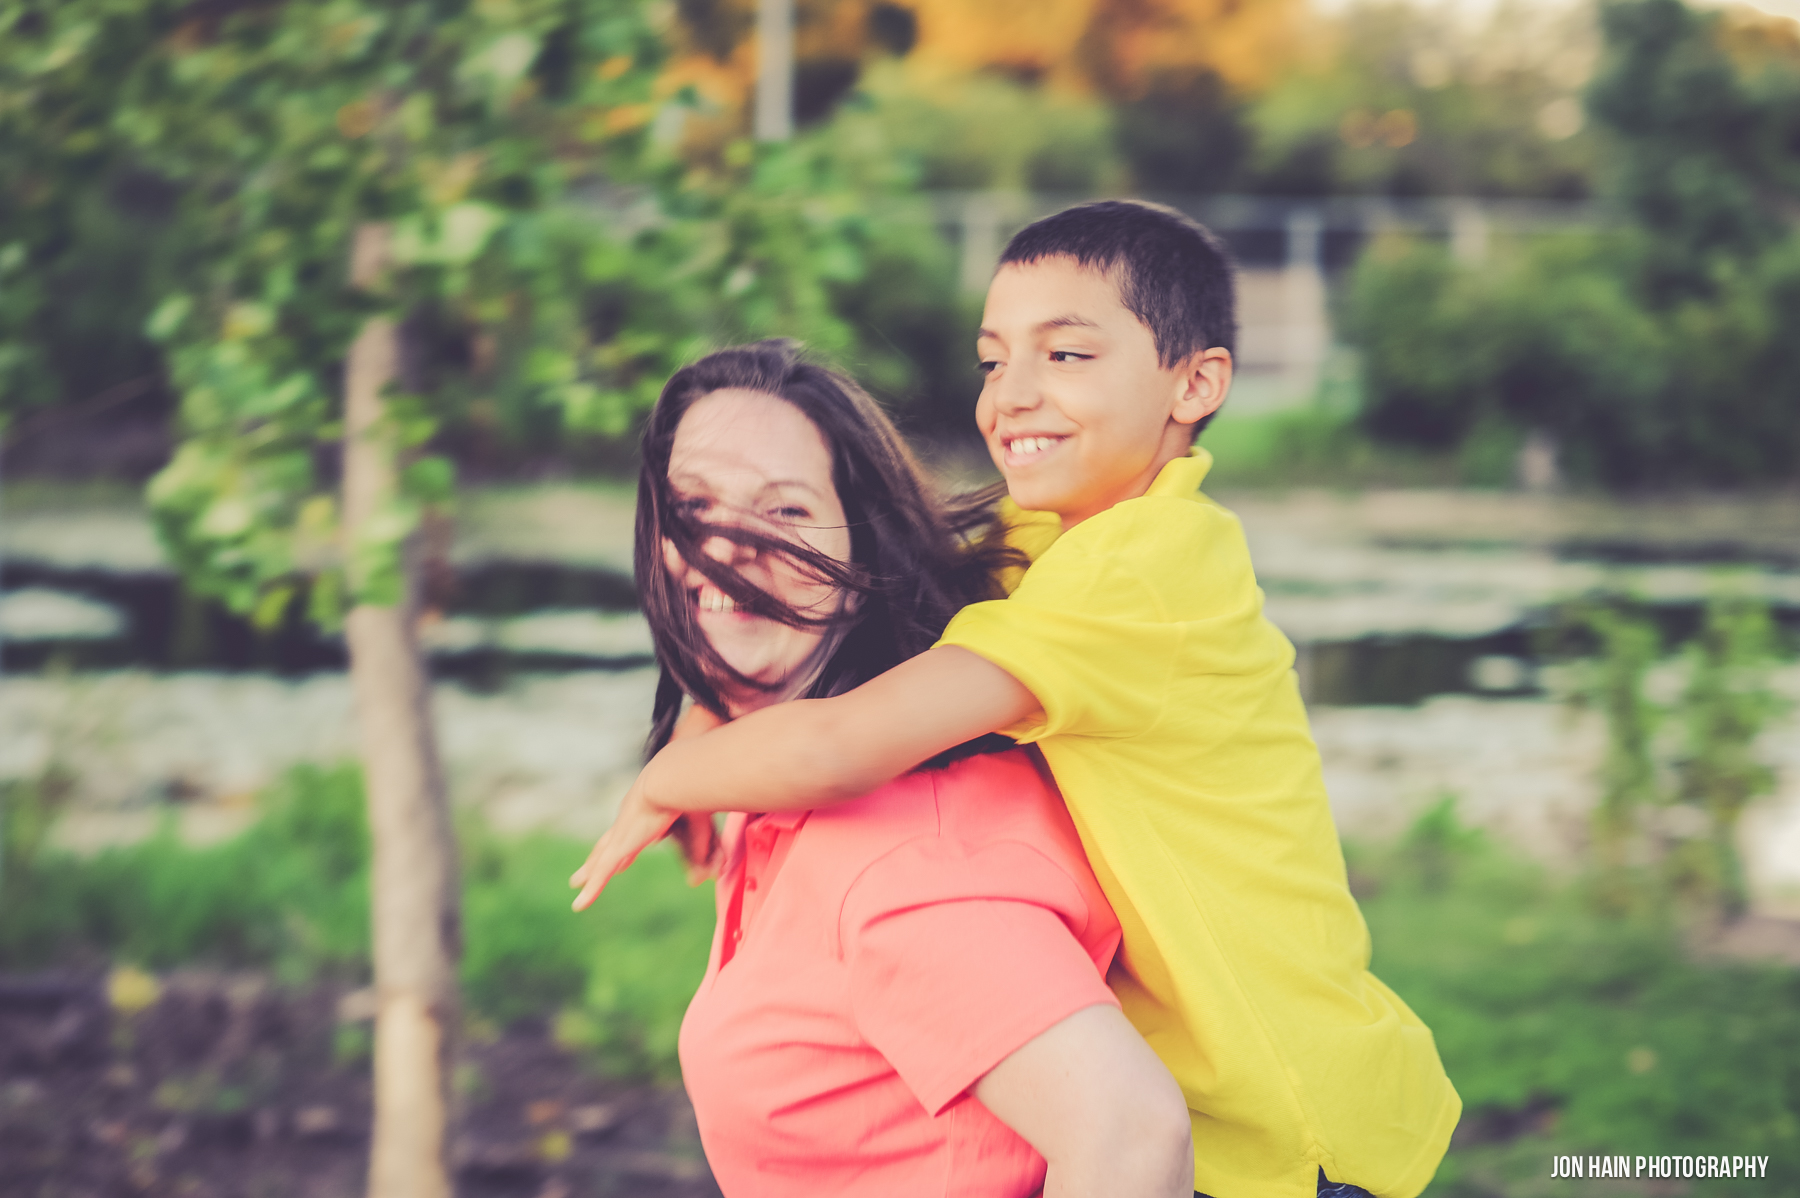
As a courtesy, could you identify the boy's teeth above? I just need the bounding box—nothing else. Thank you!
[1010,436,1058,455]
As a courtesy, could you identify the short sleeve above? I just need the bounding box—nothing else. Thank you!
[840,840,1120,1117]
[938,511,1185,741]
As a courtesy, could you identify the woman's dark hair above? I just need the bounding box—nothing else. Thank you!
[636,340,1022,757]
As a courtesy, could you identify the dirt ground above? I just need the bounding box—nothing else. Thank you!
[0,972,720,1198]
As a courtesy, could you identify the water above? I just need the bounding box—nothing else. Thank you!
[7,556,1794,706]
[0,560,650,681]
[6,493,1799,902]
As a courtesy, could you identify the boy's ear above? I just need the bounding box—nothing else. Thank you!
[1171,347,1232,428]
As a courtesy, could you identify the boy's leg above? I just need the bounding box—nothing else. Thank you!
[1193,1169,1377,1198]
[1316,1174,1377,1198]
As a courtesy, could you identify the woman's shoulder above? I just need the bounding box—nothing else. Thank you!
[820,746,1072,852]
[813,747,1097,897]
[818,746,1115,954]
[926,747,1072,842]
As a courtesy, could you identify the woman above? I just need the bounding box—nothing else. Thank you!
[593,342,1191,1196]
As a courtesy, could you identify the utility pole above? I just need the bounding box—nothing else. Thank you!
[754,0,794,141]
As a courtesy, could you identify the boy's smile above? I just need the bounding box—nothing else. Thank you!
[975,257,1230,529]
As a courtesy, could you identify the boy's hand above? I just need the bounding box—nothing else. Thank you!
[570,773,675,910]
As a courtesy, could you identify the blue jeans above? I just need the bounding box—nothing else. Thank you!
[1197,1169,1376,1198]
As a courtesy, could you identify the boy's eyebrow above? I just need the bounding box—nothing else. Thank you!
[976,314,1102,342]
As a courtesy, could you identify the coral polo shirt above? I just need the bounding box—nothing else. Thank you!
[678,748,1121,1197]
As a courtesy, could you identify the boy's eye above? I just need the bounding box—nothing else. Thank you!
[976,360,1000,376]
[1048,350,1092,363]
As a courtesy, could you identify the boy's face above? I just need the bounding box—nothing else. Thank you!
[975,256,1228,529]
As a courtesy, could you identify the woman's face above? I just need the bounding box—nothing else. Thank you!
[665,388,852,716]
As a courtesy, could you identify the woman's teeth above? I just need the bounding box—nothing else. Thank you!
[699,589,736,613]
[1008,436,1060,457]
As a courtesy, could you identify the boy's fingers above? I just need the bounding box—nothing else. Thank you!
[569,835,632,910]
[571,846,631,911]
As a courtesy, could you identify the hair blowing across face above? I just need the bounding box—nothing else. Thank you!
[636,340,1021,757]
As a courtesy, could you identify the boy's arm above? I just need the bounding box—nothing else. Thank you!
[974,1003,1194,1197]
[570,645,1039,910]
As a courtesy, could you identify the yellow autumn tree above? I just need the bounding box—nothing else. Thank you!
[657,0,1306,136]
[655,0,887,123]
[907,0,1305,97]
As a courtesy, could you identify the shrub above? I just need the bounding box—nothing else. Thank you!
[1342,231,1800,488]
[0,763,716,1079]
[1355,805,1800,1195]
[1342,0,1800,490]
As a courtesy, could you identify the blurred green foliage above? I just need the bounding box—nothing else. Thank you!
[1546,589,1789,920]
[1358,804,1800,1197]
[0,762,715,1079]
[6,761,1797,1154]
[1,0,976,628]
[830,60,1123,194]
[1201,360,1529,490]
[1241,2,1599,198]
[1670,593,1786,916]
[1344,0,1800,487]
[0,764,370,977]
[5,0,1794,508]
[1567,602,1663,895]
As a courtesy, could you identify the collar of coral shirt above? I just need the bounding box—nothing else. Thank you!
[718,810,808,968]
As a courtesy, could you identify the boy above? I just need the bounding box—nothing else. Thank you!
[574,201,1460,1198]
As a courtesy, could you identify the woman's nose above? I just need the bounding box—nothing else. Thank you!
[701,530,755,565]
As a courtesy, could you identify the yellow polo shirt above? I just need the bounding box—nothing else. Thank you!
[938,449,1460,1198]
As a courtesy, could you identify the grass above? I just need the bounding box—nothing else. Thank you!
[1198,358,1530,492]
[1359,801,1800,1197]
[3,768,1796,1186]
[0,763,715,1081]
[1200,404,1534,492]
[0,478,150,513]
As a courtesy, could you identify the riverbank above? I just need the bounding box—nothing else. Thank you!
[6,482,1799,912]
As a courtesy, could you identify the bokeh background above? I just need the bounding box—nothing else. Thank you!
[2,0,1798,1194]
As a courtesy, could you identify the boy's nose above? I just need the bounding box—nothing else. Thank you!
[987,361,1043,417]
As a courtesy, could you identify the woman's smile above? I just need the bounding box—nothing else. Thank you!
[695,584,740,615]
[666,387,853,714]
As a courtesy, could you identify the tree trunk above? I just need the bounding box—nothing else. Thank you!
[343,222,460,1198]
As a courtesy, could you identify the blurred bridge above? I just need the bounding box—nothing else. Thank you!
[931,193,1606,407]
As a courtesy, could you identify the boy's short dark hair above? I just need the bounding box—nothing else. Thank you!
[999,199,1237,435]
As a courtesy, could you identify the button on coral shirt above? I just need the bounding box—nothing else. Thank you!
[678,749,1121,1197]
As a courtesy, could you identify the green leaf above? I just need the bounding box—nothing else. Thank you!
[198,494,256,540]
[402,456,455,504]
[252,583,296,632]
[439,203,506,265]
[146,295,194,343]
[392,203,506,267]
[525,346,577,385]
[459,32,542,92]
[308,569,346,631]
